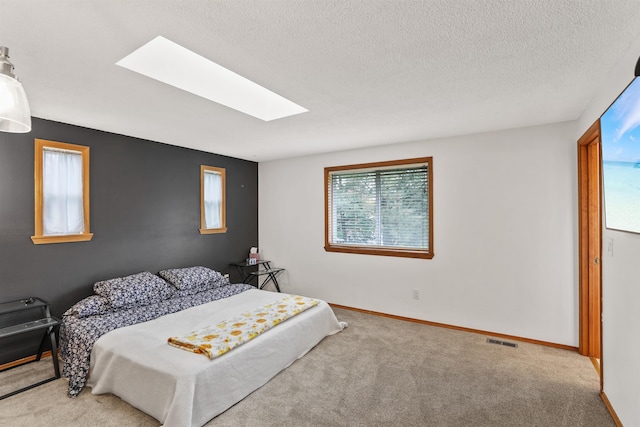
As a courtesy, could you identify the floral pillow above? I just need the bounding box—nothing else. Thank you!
[63,295,112,318]
[93,271,174,308]
[158,266,229,296]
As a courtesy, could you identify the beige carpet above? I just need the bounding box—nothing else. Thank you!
[0,308,613,426]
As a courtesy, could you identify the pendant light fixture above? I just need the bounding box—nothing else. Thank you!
[0,46,31,133]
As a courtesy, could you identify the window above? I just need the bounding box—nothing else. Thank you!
[200,165,227,234]
[324,157,433,259]
[31,139,93,244]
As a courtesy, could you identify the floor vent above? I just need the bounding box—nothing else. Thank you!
[486,338,518,348]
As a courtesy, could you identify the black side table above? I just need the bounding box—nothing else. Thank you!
[0,297,61,400]
[230,260,285,292]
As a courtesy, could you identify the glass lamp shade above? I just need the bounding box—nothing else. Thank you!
[0,73,32,133]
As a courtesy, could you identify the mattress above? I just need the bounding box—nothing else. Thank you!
[86,289,346,427]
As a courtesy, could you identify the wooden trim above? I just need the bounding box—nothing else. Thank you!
[33,140,44,238]
[428,156,434,258]
[199,165,227,234]
[32,139,93,245]
[324,156,433,173]
[199,227,228,234]
[590,357,601,377]
[577,120,601,147]
[0,351,53,371]
[324,245,434,259]
[588,139,602,357]
[324,157,433,259]
[577,140,588,355]
[31,233,94,245]
[324,166,331,252]
[329,303,578,352]
[577,119,603,398]
[600,392,623,427]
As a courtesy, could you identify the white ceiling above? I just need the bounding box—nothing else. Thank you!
[2,0,640,162]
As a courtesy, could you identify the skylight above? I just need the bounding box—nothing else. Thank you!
[116,36,308,121]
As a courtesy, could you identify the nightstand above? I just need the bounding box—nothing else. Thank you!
[230,260,284,292]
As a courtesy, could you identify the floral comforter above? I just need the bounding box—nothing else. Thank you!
[60,283,253,397]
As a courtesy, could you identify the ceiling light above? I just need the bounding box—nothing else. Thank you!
[116,36,308,121]
[0,46,32,133]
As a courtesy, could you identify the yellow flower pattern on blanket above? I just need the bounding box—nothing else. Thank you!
[167,295,319,359]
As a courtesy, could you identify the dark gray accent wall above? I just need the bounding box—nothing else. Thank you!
[0,118,258,364]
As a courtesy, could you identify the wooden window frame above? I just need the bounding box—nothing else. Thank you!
[31,139,93,245]
[324,157,434,259]
[199,165,227,234]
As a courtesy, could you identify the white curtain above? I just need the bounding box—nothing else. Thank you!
[43,148,84,235]
[204,171,222,229]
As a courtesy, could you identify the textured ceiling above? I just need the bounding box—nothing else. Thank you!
[2,0,640,161]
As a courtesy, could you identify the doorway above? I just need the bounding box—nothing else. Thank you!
[577,120,603,387]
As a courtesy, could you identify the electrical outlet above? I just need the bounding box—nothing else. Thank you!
[223,273,230,279]
[412,289,420,300]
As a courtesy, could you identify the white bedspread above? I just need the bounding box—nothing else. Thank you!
[86,289,346,427]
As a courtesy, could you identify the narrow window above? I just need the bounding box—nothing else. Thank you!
[200,165,227,234]
[32,139,93,244]
[325,157,433,259]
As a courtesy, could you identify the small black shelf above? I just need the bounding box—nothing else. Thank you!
[0,298,49,316]
[0,318,60,339]
[0,297,60,400]
[230,261,285,292]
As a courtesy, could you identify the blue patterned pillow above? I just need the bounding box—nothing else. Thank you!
[158,266,229,296]
[63,295,112,318]
[93,271,174,308]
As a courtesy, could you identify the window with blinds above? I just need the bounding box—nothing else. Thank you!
[324,157,433,259]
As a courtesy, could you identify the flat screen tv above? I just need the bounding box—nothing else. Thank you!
[601,76,640,234]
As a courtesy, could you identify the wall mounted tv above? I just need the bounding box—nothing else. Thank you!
[601,76,640,234]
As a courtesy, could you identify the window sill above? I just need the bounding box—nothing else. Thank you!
[31,233,94,245]
[324,244,433,259]
[199,227,228,235]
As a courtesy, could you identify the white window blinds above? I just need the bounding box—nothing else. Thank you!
[42,148,85,235]
[328,163,429,250]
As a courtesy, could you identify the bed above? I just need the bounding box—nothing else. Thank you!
[60,267,346,427]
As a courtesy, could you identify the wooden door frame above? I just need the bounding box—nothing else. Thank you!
[577,119,603,388]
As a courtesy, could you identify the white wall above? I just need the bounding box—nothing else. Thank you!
[259,121,578,346]
[578,37,640,426]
